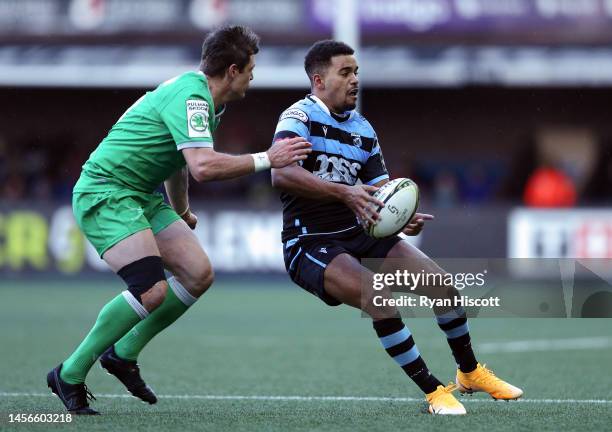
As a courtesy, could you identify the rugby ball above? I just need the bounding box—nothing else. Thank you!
[365,178,419,239]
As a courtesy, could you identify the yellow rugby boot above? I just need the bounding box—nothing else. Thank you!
[426,383,467,415]
[456,363,523,400]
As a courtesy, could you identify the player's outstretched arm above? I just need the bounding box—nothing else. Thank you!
[182,137,311,182]
[271,165,385,225]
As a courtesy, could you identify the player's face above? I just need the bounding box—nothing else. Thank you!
[229,54,256,100]
[322,55,359,112]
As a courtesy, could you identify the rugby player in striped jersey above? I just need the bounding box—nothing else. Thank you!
[271,40,522,415]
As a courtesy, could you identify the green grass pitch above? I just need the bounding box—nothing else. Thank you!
[0,280,611,431]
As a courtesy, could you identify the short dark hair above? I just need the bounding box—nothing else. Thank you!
[200,25,260,77]
[304,40,354,83]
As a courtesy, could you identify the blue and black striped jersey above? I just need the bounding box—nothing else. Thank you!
[273,95,389,242]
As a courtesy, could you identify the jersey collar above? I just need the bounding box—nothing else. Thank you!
[197,70,224,125]
[215,104,226,122]
[308,94,354,122]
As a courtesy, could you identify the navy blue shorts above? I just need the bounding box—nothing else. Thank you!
[283,226,402,306]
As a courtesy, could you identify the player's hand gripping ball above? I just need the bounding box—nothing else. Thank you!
[363,178,419,238]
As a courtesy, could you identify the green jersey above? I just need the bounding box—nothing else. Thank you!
[74,71,219,193]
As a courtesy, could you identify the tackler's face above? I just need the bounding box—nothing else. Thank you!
[322,54,359,112]
[228,54,256,101]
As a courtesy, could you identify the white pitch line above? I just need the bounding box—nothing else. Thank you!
[0,392,610,404]
[477,336,612,354]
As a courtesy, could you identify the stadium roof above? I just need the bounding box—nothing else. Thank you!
[2,45,612,88]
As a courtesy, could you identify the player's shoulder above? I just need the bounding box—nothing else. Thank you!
[351,110,375,133]
[150,71,212,113]
[166,71,204,86]
[277,96,316,125]
[156,71,210,98]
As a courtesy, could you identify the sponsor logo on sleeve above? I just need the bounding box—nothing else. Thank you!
[186,99,211,138]
[279,108,309,124]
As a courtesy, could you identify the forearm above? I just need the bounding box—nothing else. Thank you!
[182,137,311,183]
[186,149,258,182]
[164,166,190,213]
[271,165,347,202]
[200,152,256,181]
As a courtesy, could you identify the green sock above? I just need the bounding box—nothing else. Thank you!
[114,277,196,361]
[60,292,147,384]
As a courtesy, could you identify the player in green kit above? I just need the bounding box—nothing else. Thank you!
[46,25,311,415]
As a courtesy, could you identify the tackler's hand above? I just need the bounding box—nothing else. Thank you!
[268,137,312,168]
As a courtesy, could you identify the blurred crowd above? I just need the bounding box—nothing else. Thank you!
[0,126,610,208]
[0,134,87,202]
[407,130,612,208]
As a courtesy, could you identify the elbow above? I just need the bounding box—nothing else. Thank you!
[192,171,206,183]
[190,159,215,183]
[193,168,214,183]
[184,148,218,183]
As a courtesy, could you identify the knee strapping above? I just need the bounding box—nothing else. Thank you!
[117,256,166,304]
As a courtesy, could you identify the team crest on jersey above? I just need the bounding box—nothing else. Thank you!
[186,99,211,138]
[280,108,309,124]
[351,132,362,148]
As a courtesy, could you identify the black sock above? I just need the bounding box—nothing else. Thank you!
[435,309,478,373]
[373,317,443,394]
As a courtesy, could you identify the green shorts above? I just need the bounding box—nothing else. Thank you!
[73,189,181,257]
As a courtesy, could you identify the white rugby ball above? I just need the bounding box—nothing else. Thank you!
[365,178,419,239]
